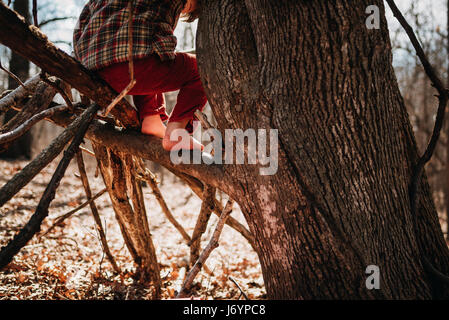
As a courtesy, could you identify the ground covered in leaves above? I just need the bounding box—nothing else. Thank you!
[0,157,265,300]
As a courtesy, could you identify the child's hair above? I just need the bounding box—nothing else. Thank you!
[182,0,201,22]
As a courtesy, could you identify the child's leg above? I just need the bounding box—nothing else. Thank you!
[162,53,208,151]
[98,54,207,150]
[133,93,167,139]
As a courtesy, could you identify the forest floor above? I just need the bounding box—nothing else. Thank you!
[0,157,265,300]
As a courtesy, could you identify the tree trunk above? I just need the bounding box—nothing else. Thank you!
[1,0,31,159]
[445,0,449,241]
[197,0,449,299]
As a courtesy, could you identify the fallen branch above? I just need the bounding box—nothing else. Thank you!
[0,103,100,269]
[40,73,74,111]
[137,167,191,244]
[0,105,97,208]
[75,151,121,274]
[0,81,57,141]
[177,200,234,298]
[0,104,67,145]
[190,185,215,267]
[0,2,138,127]
[0,75,39,115]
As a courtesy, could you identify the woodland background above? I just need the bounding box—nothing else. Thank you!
[0,0,448,299]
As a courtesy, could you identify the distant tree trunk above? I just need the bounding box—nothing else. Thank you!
[1,0,31,159]
[197,0,449,299]
[446,0,449,240]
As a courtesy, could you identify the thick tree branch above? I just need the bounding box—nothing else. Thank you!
[48,111,226,192]
[0,2,138,127]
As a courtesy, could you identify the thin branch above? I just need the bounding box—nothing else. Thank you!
[177,200,234,298]
[40,73,74,111]
[0,60,27,91]
[0,104,67,145]
[38,16,75,28]
[228,276,250,300]
[0,75,39,115]
[32,0,38,26]
[0,104,100,269]
[135,160,214,275]
[75,151,121,274]
[41,188,107,236]
[79,146,95,157]
[190,185,215,267]
[103,1,136,117]
[386,0,449,284]
[136,167,191,243]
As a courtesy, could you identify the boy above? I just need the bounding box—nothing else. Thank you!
[73,0,205,150]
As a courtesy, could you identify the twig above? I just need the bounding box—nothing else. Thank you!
[0,104,100,269]
[168,168,256,251]
[103,1,136,117]
[228,276,250,300]
[137,167,191,243]
[177,200,234,298]
[135,161,214,275]
[386,0,449,284]
[0,60,27,91]
[40,73,74,111]
[32,0,38,26]
[0,75,39,115]
[75,151,121,274]
[79,146,95,157]
[190,185,215,267]
[0,104,67,145]
[41,188,107,236]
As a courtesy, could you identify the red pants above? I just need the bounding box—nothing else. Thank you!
[98,53,208,127]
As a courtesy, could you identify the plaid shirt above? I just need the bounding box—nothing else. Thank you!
[73,0,186,70]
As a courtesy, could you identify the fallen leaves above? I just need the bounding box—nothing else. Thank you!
[0,158,265,300]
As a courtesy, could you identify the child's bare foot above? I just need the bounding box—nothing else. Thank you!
[141,114,166,139]
[162,119,204,151]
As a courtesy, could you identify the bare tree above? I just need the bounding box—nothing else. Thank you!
[0,0,449,300]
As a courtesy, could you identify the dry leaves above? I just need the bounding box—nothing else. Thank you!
[0,157,266,300]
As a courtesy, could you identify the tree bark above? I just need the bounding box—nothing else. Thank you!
[92,144,161,296]
[197,0,449,299]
